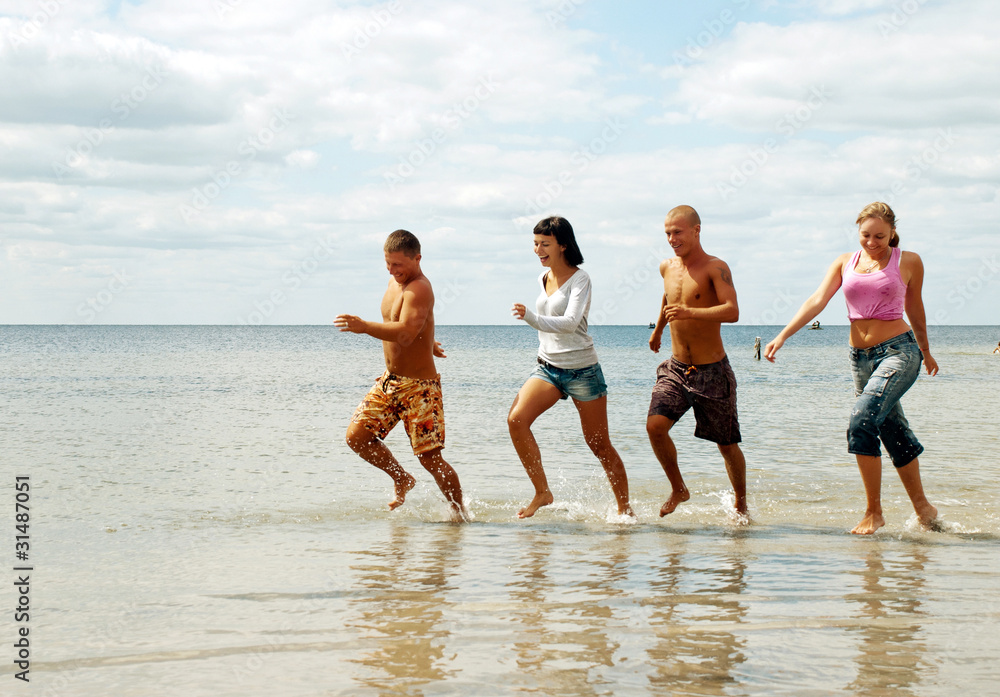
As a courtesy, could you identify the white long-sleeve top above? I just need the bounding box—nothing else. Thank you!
[522,268,599,369]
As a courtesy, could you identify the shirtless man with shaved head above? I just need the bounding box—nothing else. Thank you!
[646,206,748,520]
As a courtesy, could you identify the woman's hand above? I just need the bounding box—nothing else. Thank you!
[764,336,784,363]
[923,352,939,376]
[511,303,526,321]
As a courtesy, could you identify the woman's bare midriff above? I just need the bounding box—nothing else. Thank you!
[849,318,911,349]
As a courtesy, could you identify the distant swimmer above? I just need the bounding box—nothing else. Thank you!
[765,202,939,535]
[335,230,467,521]
[509,216,634,519]
[994,341,1000,355]
[647,206,748,520]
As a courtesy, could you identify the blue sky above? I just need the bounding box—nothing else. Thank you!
[1,0,998,326]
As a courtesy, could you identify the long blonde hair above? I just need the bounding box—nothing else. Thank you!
[856,201,899,247]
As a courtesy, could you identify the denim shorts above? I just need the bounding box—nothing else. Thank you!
[528,358,608,402]
[847,330,924,467]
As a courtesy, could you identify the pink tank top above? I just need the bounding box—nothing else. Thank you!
[842,247,906,322]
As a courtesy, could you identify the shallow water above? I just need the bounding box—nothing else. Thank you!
[2,325,998,695]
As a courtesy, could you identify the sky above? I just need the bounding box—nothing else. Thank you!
[1,0,998,326]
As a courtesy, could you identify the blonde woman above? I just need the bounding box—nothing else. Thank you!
[765,203,939,534]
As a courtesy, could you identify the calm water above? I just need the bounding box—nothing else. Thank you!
[2,325,998,696]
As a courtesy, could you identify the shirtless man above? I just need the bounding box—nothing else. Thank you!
[646,206,748,519]
[335,230,466,520]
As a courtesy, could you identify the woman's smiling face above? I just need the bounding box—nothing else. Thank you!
[533,234,565,267]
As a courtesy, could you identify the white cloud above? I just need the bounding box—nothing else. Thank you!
[1,0,998,325]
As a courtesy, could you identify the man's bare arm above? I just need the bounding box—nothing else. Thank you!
[335,282,432,347]
[649,260,670,352]
[662,261,739,323]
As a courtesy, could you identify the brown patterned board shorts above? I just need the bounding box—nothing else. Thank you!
[648,356,742,445]
[351,371,446,455]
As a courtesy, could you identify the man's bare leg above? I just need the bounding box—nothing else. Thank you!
[508,379,563,518]
[416,448,467,521]
[346,423,415,510]
[852,454,885,535]
[576,396,634,517]
[718,443,748,517]
[895,457,938,528]
[646,415,690,516]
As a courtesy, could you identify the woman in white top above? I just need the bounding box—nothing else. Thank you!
[509,216,633,519]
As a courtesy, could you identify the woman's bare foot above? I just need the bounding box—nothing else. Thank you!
[388,472,417,510]
[517,490,554,519]
[915,502,939,530]
[659,488,690,517]
[851,510,885,535]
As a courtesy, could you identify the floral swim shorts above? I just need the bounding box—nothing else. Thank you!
[351,371,446,455]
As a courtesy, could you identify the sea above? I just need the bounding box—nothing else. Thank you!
[2,324,998,696]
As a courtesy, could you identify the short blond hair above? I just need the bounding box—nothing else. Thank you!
[384,229,420,258]
[856,202,899,247]
[667,205,701,227]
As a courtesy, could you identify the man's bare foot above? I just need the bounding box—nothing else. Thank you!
[915,502,939,530]
[659,488,690,517]
[735,498,749,517]
[851,511,885,535]
[517,491,554,519]
[388,472,416,510]
[449,503,470,523]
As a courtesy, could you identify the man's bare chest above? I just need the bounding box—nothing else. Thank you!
[381,291,404,321]
[664,269,710,305]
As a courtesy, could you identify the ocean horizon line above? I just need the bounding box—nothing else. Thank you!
[4,323,999,328]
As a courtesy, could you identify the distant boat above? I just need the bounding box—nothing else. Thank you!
[648,322,655,328]
[809,321,822,330]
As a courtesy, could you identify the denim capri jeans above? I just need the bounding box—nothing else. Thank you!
[847,330,924,467]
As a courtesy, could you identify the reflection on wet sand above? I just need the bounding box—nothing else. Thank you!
[504,530,633,695]
[344,521,464,695]
[846,545,934,696]
[644,542,749,695]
